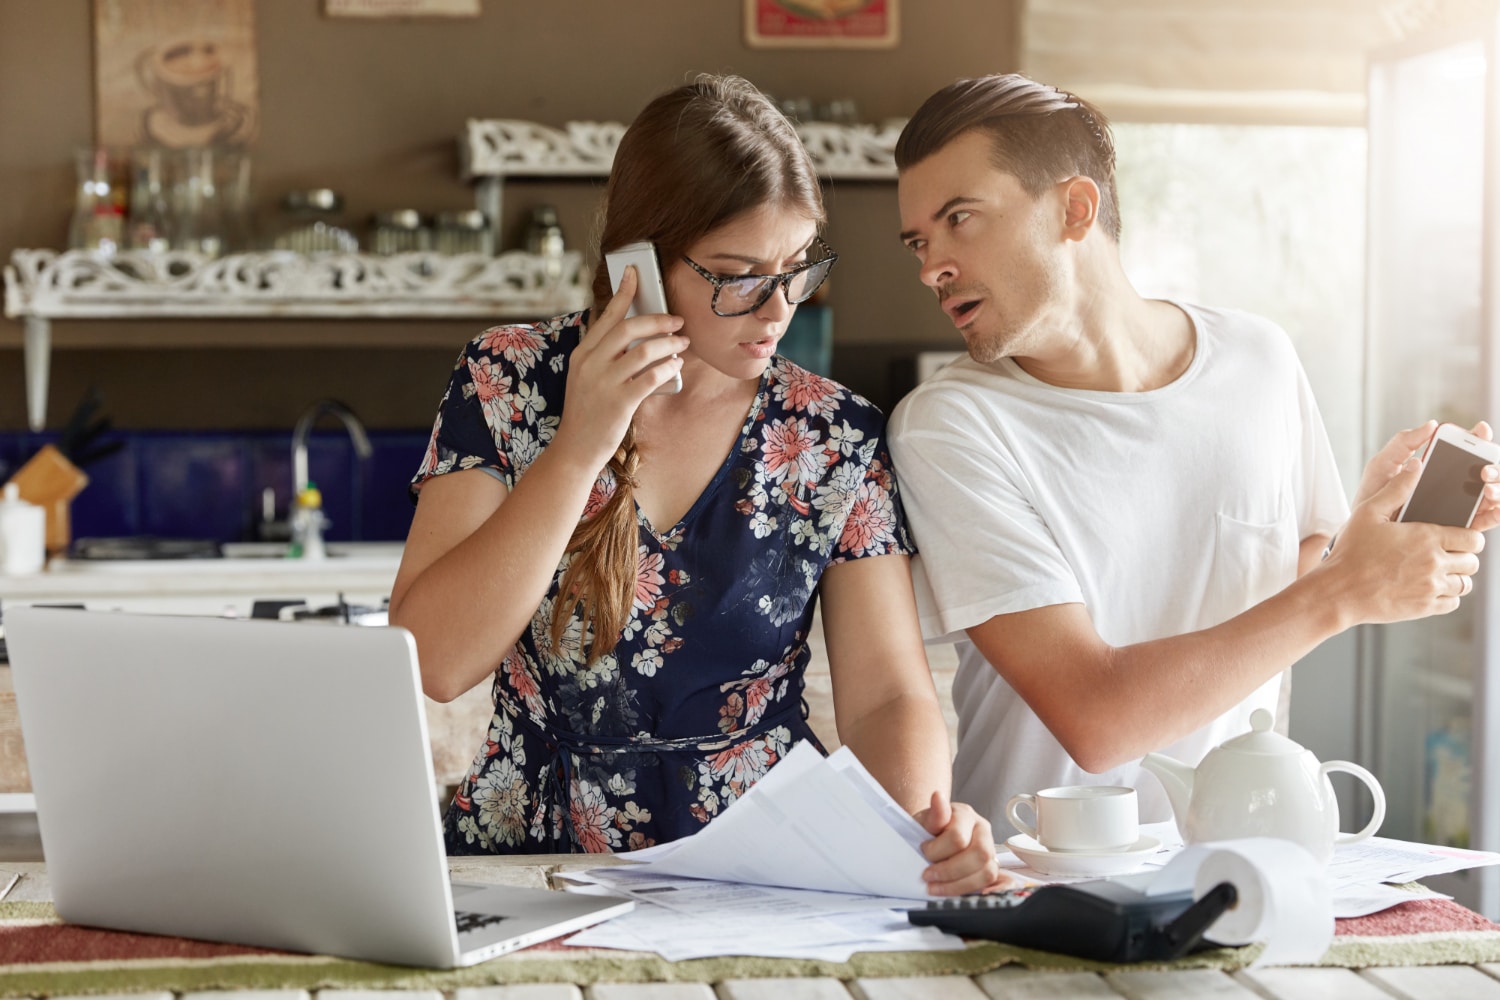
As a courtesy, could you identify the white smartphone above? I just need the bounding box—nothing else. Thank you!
[1397,422,1500,527]
[604,240,682,395]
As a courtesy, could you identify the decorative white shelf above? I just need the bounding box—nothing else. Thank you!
[459,118,906,244]
[5,248,587,318]
[4,247,589,429]
[462,117,905,181]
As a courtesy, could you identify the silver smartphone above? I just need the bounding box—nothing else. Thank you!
[604,240,682,395]
[1398,422,1500,527]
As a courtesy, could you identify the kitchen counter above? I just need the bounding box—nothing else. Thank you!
[0,542,500,798]
[0,542,403,611]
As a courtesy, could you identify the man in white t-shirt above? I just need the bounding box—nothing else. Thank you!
[886,73,1500,826]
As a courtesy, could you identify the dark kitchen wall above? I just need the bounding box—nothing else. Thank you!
[0,1,1021,431]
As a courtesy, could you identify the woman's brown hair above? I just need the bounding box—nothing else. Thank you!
[551,73,825,663]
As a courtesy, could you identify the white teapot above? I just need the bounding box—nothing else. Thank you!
[1139,708,1385,864]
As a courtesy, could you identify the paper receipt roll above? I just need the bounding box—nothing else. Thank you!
[1149,838,1334,967]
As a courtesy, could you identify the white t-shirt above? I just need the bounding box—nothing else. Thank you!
[887,302,1349,825]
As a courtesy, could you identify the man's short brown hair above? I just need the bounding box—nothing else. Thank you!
[895,74,1121,242]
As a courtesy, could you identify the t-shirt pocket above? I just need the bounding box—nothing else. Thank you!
[1204,512,1299,629]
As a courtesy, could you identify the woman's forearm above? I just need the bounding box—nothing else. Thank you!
[391,443,605,700]
[838,695,953,815]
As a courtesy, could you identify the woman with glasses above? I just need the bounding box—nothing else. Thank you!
[390,74,1004,893]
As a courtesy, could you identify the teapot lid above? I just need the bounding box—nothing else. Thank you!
[1218,708,1303,755]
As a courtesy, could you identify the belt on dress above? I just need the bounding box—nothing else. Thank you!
[493,687,808,852]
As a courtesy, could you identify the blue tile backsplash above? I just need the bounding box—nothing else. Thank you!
[0,307,835,546]
[0,429,430,544]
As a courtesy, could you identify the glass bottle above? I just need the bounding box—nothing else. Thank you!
[125,146,171,253]
[171,147,224,258]
[68,147,124,255]
[218,149,255,253]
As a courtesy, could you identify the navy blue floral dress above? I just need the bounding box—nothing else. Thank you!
[411,311,913,854]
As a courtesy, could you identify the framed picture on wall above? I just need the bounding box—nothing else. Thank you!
[93,0,259,148]
[744,0,899,49]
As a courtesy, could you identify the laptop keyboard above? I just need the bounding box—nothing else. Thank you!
[455,909,511,935]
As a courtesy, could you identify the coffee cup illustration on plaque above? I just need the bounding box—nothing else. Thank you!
[136,38,252,147]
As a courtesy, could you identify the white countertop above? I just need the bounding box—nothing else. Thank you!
[0,542,403,608]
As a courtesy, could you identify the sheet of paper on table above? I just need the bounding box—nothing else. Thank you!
[561,867,962,962]
[995,822,1487,918]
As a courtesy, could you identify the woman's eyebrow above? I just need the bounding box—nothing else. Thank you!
[702,240,816,266]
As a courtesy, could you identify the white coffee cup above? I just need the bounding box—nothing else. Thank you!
[1005,785,1139,853]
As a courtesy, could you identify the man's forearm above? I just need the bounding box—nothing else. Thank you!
[971,565,1353,774]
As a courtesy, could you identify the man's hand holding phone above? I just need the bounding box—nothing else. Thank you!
[1319,419,1499,624]
[1397,422,1500,530]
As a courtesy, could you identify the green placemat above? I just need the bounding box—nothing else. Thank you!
[6,898,1500,996]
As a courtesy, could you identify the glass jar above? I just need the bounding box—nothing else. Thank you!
[370,209,431,254]
[272,189,359,254]
[523,204,566,279]
[433,210,493,255]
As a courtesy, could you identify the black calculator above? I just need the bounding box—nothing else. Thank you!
[907,879,1237,963]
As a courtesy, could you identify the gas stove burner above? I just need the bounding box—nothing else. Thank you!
[70,537,223,560]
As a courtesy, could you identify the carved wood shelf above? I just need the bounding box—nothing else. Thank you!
[461,118,905,181]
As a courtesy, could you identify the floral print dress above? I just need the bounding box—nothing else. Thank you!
[411,310,913,854]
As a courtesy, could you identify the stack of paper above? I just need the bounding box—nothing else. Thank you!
[561,741,962,961]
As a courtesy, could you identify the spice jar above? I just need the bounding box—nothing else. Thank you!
[433,210,493,255]
[370,210,431,255]
[272,189,359,254]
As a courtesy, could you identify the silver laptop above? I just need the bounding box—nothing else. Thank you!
[3,607,632,968]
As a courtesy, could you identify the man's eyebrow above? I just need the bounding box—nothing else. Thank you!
[899,196,982,243]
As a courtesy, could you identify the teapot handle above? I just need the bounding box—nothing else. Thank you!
[1321,760,1387,845]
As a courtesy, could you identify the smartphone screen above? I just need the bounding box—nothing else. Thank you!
[1402,438,1488,526]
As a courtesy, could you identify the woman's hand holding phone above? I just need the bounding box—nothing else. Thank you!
[552,265,688,472]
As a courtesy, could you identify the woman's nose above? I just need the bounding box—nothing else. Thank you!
[754,281,795,321]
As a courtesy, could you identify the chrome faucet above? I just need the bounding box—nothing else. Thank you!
[292,398,372,494]
[260,400,373,552]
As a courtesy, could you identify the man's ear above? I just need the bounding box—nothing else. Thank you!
[1060,176,1100,241]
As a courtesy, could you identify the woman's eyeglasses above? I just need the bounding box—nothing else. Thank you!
[682,237,838,317]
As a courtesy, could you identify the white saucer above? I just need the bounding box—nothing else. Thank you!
[1005,834,1162,877]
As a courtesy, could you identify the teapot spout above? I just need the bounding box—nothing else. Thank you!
[1140,751,1195,840]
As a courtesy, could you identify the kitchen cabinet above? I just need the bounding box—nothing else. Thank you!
[3,118,903,431]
